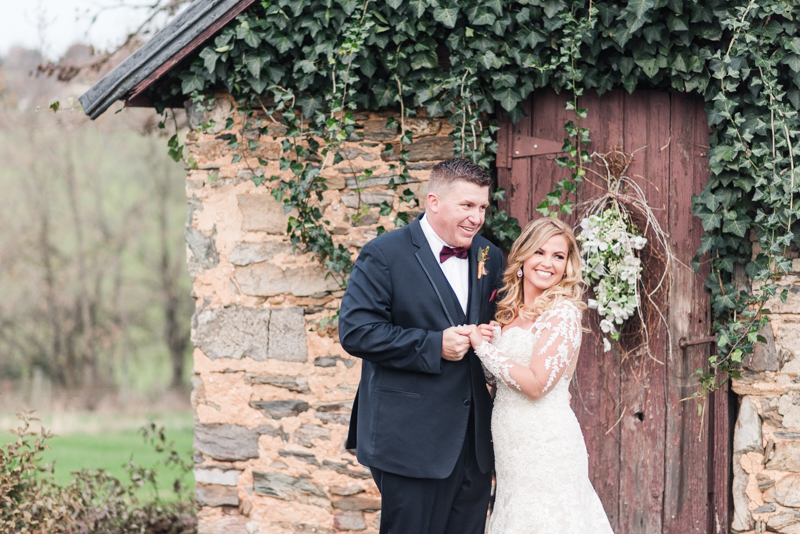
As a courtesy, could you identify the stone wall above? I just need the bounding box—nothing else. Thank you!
[731,257,800,534]
[183,95,454,534]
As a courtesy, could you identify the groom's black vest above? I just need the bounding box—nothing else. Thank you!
[339,216,503,479]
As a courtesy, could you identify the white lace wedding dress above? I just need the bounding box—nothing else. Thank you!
[476,301,614,534]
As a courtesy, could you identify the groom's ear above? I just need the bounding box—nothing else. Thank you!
[427,192,439,213]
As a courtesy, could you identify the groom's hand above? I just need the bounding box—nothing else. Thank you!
[441,326,472,361]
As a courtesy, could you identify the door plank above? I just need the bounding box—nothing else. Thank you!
[496,108,513,216]
[571,89,625,532]
[507,98,534,223]
[618,90,671,534]
[664,92,711,534]
[529,91,571,222]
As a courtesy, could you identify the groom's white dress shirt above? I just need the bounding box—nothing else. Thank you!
[420,214,469,315]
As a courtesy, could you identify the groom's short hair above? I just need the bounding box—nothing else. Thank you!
[428,158,491,194]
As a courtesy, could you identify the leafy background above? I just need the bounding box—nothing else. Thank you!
[150,0,800,395]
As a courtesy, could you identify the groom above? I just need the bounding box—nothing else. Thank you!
[339,158,504,534]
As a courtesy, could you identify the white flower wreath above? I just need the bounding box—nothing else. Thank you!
[578,209,647,352]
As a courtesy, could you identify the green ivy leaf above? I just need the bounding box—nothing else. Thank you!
[722,214,751,237]
[434,6,460,28]
[199,48,219,73]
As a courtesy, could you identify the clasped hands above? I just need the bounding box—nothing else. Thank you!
[441,323,497,361]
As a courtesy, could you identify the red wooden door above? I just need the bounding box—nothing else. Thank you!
[496,90,732,534]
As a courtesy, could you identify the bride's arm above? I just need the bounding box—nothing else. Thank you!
[468,305,581,401]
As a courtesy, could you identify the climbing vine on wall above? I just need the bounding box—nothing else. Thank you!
[150,0,800,399]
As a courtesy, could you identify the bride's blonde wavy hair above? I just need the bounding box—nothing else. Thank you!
[495,217,587,325]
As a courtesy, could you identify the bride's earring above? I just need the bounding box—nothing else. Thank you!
[516,267,523,278]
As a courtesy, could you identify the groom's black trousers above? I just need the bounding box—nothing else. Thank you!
[370,411,492,534]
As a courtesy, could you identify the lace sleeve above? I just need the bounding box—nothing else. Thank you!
[479,325,502,386]
[475,341,520,390]
[531,302,582,394]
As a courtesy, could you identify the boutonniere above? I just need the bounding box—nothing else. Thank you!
[477,246,490,279]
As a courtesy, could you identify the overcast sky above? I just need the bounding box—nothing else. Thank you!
[0,1,173,59]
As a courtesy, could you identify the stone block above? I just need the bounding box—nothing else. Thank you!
[185,99,233,134]
[194,423,272,461]
[278,449,320,466]
[314,356,356,368]
[250,400,309,419]
[382,136,455,162]
[338,147,379,162]
[189,140,233,162]
[252,141,283,161]
[340,191,395,208]
[316,412,351,426]
[198,516,249,534]
[780,394,800,430]
[405,117,441,137]
[767,441,800,471]
[777,322,800,370]
[192,306,270,361]
[363,119,398,141]
[293,424,331,448]
[246,373,310,394]
[268,308,308,362]
[252,471,327,501]
[186,226,219,270]
[193,306,269,359]
[764,475,800,507]
[754,503,776,513]
[334,511,367,531]
[332,496,381,512]
[322,460,372,479]
[351,212,380,227]
[195,483,240,507]
[345,174,404,189]
[235,168,266,185]
[406,162,436,170]
[759,473,776,490]
[744,324,778,372]
[229,242,292,266]
[330,485,365,496]
[194,468,241,486]
[326,175,347,190]
[284,266,342,296]
[734,397,762,454]
[768,510,800,531]
[234,263,290,297]
[293,524,334,534]
[238,194,293,234]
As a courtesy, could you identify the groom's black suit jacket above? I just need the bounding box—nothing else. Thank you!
[339,216,504,479]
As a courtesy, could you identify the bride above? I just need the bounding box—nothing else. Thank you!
[467,217,614,533]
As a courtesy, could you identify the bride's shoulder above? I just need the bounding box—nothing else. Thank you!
[545,300,582,322]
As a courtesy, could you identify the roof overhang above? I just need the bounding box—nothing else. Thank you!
[79,0,255,119]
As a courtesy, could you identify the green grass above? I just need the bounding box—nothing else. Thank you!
[1,412,195,503]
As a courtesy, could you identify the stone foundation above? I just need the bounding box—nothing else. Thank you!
[184,95,454,533]
[732,260,800,534]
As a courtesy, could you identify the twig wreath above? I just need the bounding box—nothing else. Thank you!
[576,148,678,363]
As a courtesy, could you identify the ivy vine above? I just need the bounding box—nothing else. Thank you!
[149,0,800,399]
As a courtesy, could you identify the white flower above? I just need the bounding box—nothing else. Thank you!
[577,206,646,344]
[603,338,612,352]
[587,299,598,309]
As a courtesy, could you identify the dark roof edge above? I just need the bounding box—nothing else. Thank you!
[79,0,253,120]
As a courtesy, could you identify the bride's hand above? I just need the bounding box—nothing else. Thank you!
[478,323,496,340]
[467,325,485,348]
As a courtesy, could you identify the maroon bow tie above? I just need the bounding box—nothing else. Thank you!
[440,246,469,263]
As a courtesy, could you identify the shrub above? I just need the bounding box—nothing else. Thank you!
[0,412,196,534]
